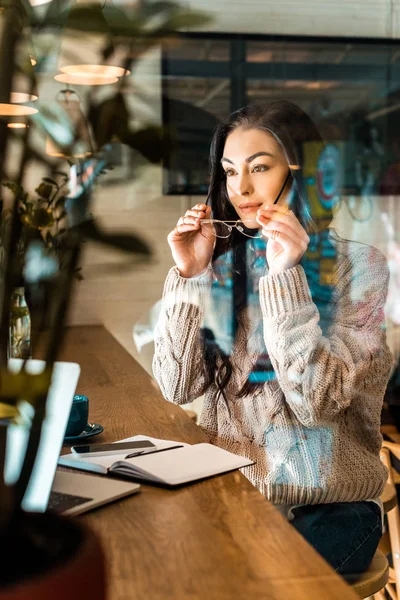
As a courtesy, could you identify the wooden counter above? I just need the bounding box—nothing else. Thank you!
[56,325,358,600]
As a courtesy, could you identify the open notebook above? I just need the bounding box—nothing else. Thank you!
[59,435,254,487]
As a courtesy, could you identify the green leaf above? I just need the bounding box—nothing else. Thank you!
[52,171,69,182]
[30,208,54,230]
[55,196,67,209]
[136,1,184,20]
[41,177,60,188]
[60,6,113,34]
[35,182,54,200]
[2,182,21,196]
[157,9,211,30]
[74,268,84,281]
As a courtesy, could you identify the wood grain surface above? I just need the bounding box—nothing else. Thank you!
[49,325,359,600]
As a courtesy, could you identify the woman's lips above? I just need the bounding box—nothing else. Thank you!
[238,203,263,214]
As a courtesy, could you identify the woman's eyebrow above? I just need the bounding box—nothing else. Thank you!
[221,151,274,165]
[246,151,274,162]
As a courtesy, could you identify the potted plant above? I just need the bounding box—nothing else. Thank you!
[0,0,210,597]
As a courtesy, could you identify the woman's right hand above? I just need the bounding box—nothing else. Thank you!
[168,204,215,278]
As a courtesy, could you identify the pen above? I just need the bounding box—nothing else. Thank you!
[125,445,184,459]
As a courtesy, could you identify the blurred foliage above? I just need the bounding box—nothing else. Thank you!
[0,0,212,541]
[41,0,210,39]
[2,172,69,277]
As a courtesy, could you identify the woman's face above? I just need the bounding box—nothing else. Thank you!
[222,127,291,225]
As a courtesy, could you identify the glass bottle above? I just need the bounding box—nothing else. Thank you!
[8,287,32,359]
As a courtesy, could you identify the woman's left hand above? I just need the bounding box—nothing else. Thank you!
[256,204,310,275]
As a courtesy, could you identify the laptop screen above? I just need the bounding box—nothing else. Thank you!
[4,360,80,512]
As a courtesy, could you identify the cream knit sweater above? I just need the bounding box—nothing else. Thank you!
[153,240,393,505]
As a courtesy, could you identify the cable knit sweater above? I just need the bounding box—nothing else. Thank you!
[153,239,394,505]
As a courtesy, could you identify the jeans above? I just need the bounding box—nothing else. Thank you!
[290,501,382,582]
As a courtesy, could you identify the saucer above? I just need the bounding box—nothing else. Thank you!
[64,423,104,442]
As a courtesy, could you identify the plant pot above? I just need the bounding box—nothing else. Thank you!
[0,511,106,600]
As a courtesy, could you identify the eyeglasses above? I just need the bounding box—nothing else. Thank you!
[200,219,263,239]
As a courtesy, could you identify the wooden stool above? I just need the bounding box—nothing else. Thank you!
[350,439,398,599]
[351,548,389,599]
[377,442,400,599]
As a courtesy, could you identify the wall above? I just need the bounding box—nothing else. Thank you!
[186,0,397,38]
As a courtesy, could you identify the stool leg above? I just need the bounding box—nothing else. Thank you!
[381,448,400,598]
[387,505,400,597]
[386,582,397,600]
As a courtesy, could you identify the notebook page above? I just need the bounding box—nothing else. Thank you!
[59,435,190,473]
[112,443,254,485]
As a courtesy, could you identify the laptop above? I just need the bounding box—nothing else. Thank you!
[5,359,140,516]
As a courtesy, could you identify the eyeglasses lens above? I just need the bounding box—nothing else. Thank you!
[212,222,231,238]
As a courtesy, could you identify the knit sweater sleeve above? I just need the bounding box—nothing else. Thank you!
[259,246,394,427]
[152,265,213,404]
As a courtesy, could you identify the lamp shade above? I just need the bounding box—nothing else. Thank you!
[54,72,118,86]
[0,104,37,116]
[61,64,130,78]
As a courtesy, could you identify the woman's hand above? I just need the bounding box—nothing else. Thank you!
[256,204,310,275]
[168,204,215,278]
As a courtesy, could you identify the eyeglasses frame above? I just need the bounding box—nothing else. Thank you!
[200,219,264,238]
[201,168,294,238]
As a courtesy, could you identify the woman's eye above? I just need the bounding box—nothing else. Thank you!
[224,169,236,177]
[252,164,269,173]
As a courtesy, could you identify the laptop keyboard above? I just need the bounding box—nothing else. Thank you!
[48,490,93,513]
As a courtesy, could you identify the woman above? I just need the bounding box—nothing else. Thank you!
[153,101,393,580]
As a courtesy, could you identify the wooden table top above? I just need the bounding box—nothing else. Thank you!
[55,325,358,600]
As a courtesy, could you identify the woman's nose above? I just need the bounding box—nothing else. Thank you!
[237,172,253,196]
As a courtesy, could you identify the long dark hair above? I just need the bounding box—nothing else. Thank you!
[203,100,327,401]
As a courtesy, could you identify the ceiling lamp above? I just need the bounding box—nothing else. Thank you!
[61,64,129,78]
[54,0,131,86]
[7,122,28,129]
[0,88,39,116]
[0,11,39,116]
[7,114,30,128]
[0,104,37,116]
[54,72,118,86]
[10,91,38,103]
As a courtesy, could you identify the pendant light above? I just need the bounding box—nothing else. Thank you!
[45,89,93,159]
[54,72,118,86]
[54,0,131,86]
[0,8,39,116]
[7,115,29,128]
[0,104,37,116]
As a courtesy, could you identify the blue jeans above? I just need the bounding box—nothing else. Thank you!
[290,501,382,582]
